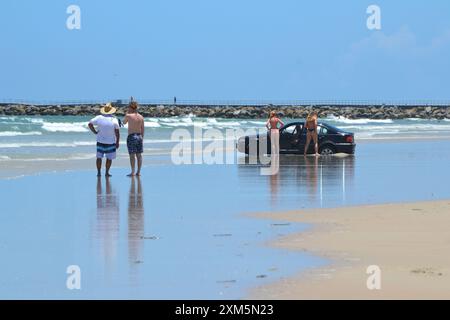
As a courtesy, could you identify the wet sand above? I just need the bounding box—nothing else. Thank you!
[0,165,325,299]
[1,139,450,298]
[0,154,176,180]
[250,200,450,299]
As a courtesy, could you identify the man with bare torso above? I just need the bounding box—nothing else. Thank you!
[123,98,144,176]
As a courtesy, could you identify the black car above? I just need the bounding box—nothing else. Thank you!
[237,122,356,155]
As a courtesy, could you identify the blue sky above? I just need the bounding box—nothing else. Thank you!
[1,0,450,102]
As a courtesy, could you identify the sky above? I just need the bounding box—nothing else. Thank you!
[1,0,450,102]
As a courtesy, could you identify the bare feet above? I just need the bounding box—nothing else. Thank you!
[135,172,141,177]
[127,173,135,177]
[315,153,320,157]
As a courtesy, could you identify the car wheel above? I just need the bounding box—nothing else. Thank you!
[320,145,335,156]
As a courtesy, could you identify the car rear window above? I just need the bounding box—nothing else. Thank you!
[320,124,339,133]
[319,126,328,135]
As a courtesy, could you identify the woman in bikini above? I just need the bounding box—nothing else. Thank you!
[304,111,319,157]
[266,111,284,155]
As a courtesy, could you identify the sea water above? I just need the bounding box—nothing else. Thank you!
[1,115,450,163]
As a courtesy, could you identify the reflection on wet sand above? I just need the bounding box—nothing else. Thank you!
[269,155,280,205]
[238,155,355,208]
[128,177,145,274]
[96,177,120,276]
[305,156,319,201]
[94,176,146,285]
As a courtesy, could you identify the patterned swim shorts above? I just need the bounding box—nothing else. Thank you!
[97,142,117,160]
[127,133,143,154]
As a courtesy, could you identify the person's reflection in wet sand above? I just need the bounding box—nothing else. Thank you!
[269,154,280,205]
[128,176,145,280]
[305,156,319,201]
[96,177,120,278]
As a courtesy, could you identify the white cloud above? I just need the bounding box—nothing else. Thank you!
[316,26,450,98]
[343,26,450,62]
[429,29,450,50]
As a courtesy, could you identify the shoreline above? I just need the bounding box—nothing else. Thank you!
[2,104,450,119]
[2,136,450,179]
[0,154,175,180]
[248,200,450,299]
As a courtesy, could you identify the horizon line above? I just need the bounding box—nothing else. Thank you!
[2,98,450,107]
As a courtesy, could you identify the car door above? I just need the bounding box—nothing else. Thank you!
[317,125,329,149]
[296,124,306,153]
[280,124,304,153]
[289,124,306,154]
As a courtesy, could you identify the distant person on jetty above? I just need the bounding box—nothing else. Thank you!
[88,103,120,177]
[304,111,319,157]
[123,98,144,177]
[266,111,284,155]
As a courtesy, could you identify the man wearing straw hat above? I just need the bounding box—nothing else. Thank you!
[88,103,120,177]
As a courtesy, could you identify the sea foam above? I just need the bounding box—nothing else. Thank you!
[0,141,95,148]
[41,122,89,132]
[0,131,42,137]
[327,115,393,124]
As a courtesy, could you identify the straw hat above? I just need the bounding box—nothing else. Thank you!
[100,102,117,115]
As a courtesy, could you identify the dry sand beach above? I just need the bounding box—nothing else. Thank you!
[251,200,450,300]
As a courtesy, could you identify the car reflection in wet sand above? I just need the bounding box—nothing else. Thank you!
[238,154,355,208]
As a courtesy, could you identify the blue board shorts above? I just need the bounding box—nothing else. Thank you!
[127,133,143,154]
[96,142,117,160]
